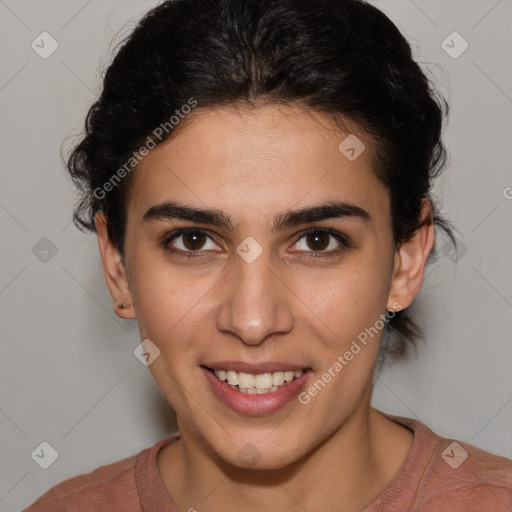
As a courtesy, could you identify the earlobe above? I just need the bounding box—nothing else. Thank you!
[387,200,435,311]
[94,211,136,319]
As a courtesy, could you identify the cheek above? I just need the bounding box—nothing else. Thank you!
[296,261,390,345]
[130,253,217,352]
[296,269,386,420]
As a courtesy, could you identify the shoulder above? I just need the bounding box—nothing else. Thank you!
[421,436,512,509]
[368,412,512,511]
[23,438,170,512]
[394,415,512,510]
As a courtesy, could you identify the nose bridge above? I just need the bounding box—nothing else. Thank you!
[216,245,293,345]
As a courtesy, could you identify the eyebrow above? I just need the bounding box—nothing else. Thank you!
[142,200,371,231]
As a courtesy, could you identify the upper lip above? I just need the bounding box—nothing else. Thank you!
[202,361,309,374]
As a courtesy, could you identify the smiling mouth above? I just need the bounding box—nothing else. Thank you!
[204,366,307,394]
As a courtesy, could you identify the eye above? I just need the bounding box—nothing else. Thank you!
[161,228,220,256]
[291,228,350,256]
[161,227,350,258]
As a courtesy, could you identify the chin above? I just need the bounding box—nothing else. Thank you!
[210,431,307,471]
[228,448,303,472]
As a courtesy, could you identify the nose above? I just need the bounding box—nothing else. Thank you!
[216,249,294,346]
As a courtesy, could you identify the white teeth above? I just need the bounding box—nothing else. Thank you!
[272,372,285,386]
[211,368,306,393]
[238,372,255,389]
[284,371,295,382]
[254,373,273,389]
[227,371,239,386]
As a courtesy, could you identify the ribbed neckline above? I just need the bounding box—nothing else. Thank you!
[135,433,180,510]
[135,412,438,511]
[362,413,439,511]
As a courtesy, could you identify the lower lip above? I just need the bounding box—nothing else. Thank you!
[202,367,311,416]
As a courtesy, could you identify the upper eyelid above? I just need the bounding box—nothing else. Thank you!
[168,227,222,244]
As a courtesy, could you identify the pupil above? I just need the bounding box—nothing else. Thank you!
[307,232,328,251]
[184,232,205,250]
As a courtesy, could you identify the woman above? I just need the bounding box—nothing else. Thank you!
[25,0,512,510]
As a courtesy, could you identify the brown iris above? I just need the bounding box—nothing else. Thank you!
[182,232,207,250]
[305,232,329,251]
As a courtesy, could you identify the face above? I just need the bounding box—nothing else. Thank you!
[97,104,430,470]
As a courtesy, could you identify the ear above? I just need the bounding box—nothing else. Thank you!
[387,199,435,311]
[95,210,135,319]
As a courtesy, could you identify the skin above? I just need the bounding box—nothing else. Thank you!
[95,104,434,512]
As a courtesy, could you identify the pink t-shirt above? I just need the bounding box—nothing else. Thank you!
[24,413,512,511]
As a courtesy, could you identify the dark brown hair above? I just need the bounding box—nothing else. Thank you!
[65,0,456,359]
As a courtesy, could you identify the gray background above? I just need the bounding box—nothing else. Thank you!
[0,0,511,509]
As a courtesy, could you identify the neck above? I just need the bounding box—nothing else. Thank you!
[157,401,413,512]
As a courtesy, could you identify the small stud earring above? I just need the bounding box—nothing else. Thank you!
[117,303,130,309]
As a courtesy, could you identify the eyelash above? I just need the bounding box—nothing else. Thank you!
[160,227,351,259]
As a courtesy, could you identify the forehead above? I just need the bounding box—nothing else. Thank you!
[127,104,389,225]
